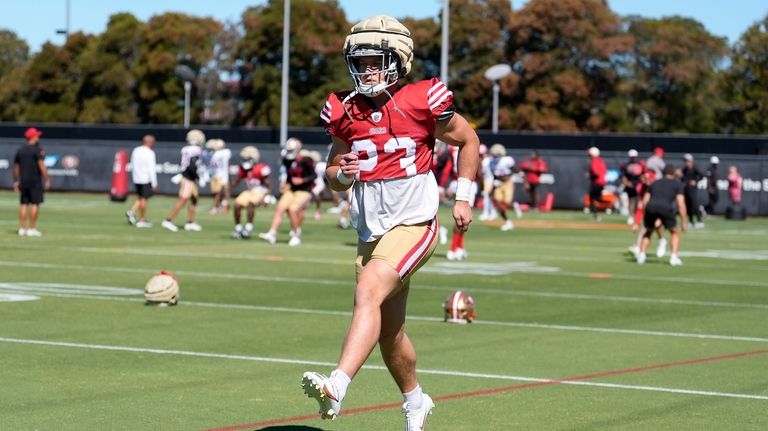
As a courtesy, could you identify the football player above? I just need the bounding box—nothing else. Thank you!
[300,15,480,431]
[257,138,316,246]
[205,138,232,215]
[230,146,272,239]
[489,144,518,231]
[161,129,205,232]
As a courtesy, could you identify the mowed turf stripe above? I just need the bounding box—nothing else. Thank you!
[2,260,768,308]
[201,349,768,431]
[3,290,768,343]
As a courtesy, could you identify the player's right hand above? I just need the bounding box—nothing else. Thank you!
[339,152,360,178]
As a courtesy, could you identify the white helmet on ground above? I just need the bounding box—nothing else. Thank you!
[144,271,179,306]
[343,15,414,97]
[186,129,206,146]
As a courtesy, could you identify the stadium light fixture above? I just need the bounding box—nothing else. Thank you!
[484,64,512,134]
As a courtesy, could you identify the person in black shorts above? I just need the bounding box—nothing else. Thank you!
[12,127,51,237]
[636,164,688,266]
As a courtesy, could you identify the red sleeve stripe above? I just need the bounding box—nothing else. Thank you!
[320,101,332,123]
[396,218,438,279]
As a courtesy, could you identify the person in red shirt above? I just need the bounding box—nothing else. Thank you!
[587,146,607,221]
[519,150,548,210]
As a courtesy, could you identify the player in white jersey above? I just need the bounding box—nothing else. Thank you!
[205,139,232,215]
[489,144,519,231]
[300,15,480,431]
[162,129,205,232]
[478,144,498,220]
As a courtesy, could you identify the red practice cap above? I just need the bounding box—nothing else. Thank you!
[24,127,43,139]
[653,147,664,156]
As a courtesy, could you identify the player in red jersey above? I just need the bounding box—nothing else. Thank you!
[300,15,480,431]
[230,146,272,239]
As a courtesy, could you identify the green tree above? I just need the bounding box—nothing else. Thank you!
[76,13,145,123]
[236,0,349,127]
[433,0,513,127]
[25,33,91,122]
[0,30,30,120]
[721,15,768,134]
[135,13,222,124]
[504,0,633,131]
[620,16,727,133]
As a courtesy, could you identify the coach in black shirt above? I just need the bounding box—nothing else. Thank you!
[636,164,688,266]
[12,127,51,237]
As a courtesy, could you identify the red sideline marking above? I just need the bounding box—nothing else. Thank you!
[203,348,768,431]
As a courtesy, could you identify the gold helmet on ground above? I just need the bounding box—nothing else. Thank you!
[144,271,180,306]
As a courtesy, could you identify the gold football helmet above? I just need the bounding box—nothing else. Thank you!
[343,15,414,97]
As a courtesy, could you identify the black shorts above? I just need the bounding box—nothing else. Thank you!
[134,183,154,199]
[625,184,639,198]
[644,207,677,230]
[20,186,44,205]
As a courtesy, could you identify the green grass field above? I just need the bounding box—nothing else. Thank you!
[1,191,766,430]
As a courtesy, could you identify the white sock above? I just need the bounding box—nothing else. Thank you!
[403,384,423,409]
[329,369,351,402]
[268,229,276,235]
[234,224,242,232]
[245,223,253,232]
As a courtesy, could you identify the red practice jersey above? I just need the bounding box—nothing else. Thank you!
[236,162,271,190]
[320,78,454,181]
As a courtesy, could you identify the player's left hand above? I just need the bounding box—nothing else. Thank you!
[452,200,473,232]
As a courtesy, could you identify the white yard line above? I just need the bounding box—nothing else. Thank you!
[2,289,767,343]
[1,259,767,308]
[1,336,766,401]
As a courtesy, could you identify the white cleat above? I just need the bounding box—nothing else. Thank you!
[636,252,646,264]
[135,220,153,228]
[446,250,457,261]
[670,254,683,266]
[258,231,276,244]
[301,372,341,421]
[17,228,26,237]
[126,210,137,225]
[455,248,468,260]
[288,236,301,247]
[161,220,179,232]
[25,228,42,237]
[656,238,668,258]
[500,220,514,231]
[184,222,202,231]
[628,245,640,257]
[402,394,434,431]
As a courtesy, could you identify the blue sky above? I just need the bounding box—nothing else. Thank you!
[2,1,766,53]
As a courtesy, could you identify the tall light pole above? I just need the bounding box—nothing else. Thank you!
[484,64,511,134]
[174,64,195,129]
[279,0,291,147]
[440,0,449,84]
[56,0,71,40]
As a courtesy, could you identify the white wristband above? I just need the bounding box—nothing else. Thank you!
[455,177,473,202]
[336,168,354,185]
